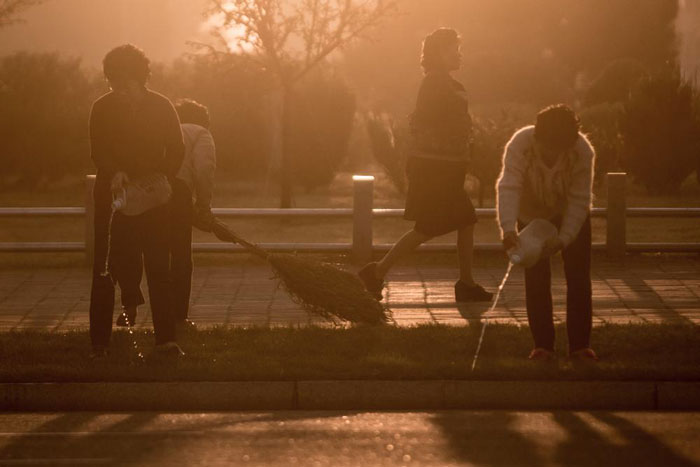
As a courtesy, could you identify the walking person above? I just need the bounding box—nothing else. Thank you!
[88,44,185,358]
[358,27,492,303]
[496,104,597,361]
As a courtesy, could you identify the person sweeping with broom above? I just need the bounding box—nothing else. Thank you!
[496,104,597,362]
[358,27,492,303]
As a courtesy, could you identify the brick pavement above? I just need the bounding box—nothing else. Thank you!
[0,254,698,331]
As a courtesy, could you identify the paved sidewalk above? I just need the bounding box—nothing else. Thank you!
[0,254,698,331]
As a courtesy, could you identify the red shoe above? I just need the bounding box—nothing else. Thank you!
[569,348,599,362]
[528,348,556,361]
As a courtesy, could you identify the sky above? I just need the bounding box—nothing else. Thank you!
[0,0,210,69]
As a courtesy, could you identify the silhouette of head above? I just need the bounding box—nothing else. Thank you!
[103,44,151,91]
[534,104,580,153]
[421,28,461,73]
[175,99,210,129]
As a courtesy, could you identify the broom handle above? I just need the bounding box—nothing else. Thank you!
[212,220,269,260]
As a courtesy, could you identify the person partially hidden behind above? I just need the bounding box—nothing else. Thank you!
[358,28,492,303]
[88,44,185,358]
[496,104,598,362]
[117,99,217,332]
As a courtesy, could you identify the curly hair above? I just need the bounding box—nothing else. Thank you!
[534,104,581,151]
[175,99,210,128]
[102,44,151,86]
[420,28,460,73]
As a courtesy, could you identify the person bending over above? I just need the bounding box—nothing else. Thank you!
[496,104,597,362]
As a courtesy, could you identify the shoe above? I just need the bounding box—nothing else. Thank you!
[358,262,384,300]
[528,348,556,361]
[569,347,599,362]
[153,341,185,357]
[455,281,493,302]
[116,306,137,327]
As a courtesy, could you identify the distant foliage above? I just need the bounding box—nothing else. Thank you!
[0,52,97,188]
[579,103,624,183]
[365,113,407,194]
[288,72,357,192]
[150,55,272,177]
[620,70,700,194]
[470,115,517,207]
[584,58,647,106]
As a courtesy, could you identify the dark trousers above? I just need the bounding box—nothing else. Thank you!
[89,179,176,347]
[115,179,193,321]
[88,182,116,349]
[522,216,592,352]
[169,180,193,321]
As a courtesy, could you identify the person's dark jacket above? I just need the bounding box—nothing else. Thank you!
[89,88,185,187]
[409,71,472,161]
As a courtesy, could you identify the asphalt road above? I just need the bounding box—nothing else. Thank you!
[0,411,698,466]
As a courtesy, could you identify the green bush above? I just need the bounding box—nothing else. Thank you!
[0,52,98,188]
[579,102,624,183]
[620,69,700,194]
[288,71,356,192]
[470,115,516,207]
[365,112,407,194]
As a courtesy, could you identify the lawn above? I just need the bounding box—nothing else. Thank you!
[1,324,698,383]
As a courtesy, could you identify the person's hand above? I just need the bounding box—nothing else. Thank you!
[541,236,564,257]
[193,206,216,232]
[111,171,129,193]
[502,231,519,251]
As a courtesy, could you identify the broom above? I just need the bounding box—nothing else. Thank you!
[210,219,388,325]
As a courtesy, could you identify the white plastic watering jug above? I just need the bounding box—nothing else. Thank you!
[508,218,558,268]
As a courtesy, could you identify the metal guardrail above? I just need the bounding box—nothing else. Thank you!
[0,173,699,261]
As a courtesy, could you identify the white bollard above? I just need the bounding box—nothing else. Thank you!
[352,175,374,264]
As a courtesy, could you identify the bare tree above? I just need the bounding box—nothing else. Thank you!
[206,0,396,207]
[0,0,43,28]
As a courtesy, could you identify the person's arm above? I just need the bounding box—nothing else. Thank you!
[496,128,531,239]
[558,133,595,247]
[192,129,217,210]
[89,100,118,175]
[162,100,185,178]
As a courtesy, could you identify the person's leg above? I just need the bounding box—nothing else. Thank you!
[169,181,193,322]
[109,210,145,326]
[141,206,176,345]
[375,229,431,279]
[562,216,593,353]
[457,224,475,285]
[89,191,115,351]
[524,254,555,351]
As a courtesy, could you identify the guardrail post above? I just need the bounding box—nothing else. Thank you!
[606,172,627,259]
[85,175,96,265]
[352,175,374,263]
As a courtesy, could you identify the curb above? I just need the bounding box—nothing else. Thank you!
[1,380,697,411]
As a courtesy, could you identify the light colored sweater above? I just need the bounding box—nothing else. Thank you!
[496,125,595,247]
[176,123,217,209]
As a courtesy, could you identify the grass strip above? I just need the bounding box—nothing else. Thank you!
[1,323,698,383]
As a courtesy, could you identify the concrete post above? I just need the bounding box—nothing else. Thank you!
[85,175,96,265]
[606,172,627,259]
[352,175,374,264]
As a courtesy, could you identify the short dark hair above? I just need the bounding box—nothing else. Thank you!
[420,28,460,73]
[175,99,210,128]
[103,44,151,86]
[534,104,580,151]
